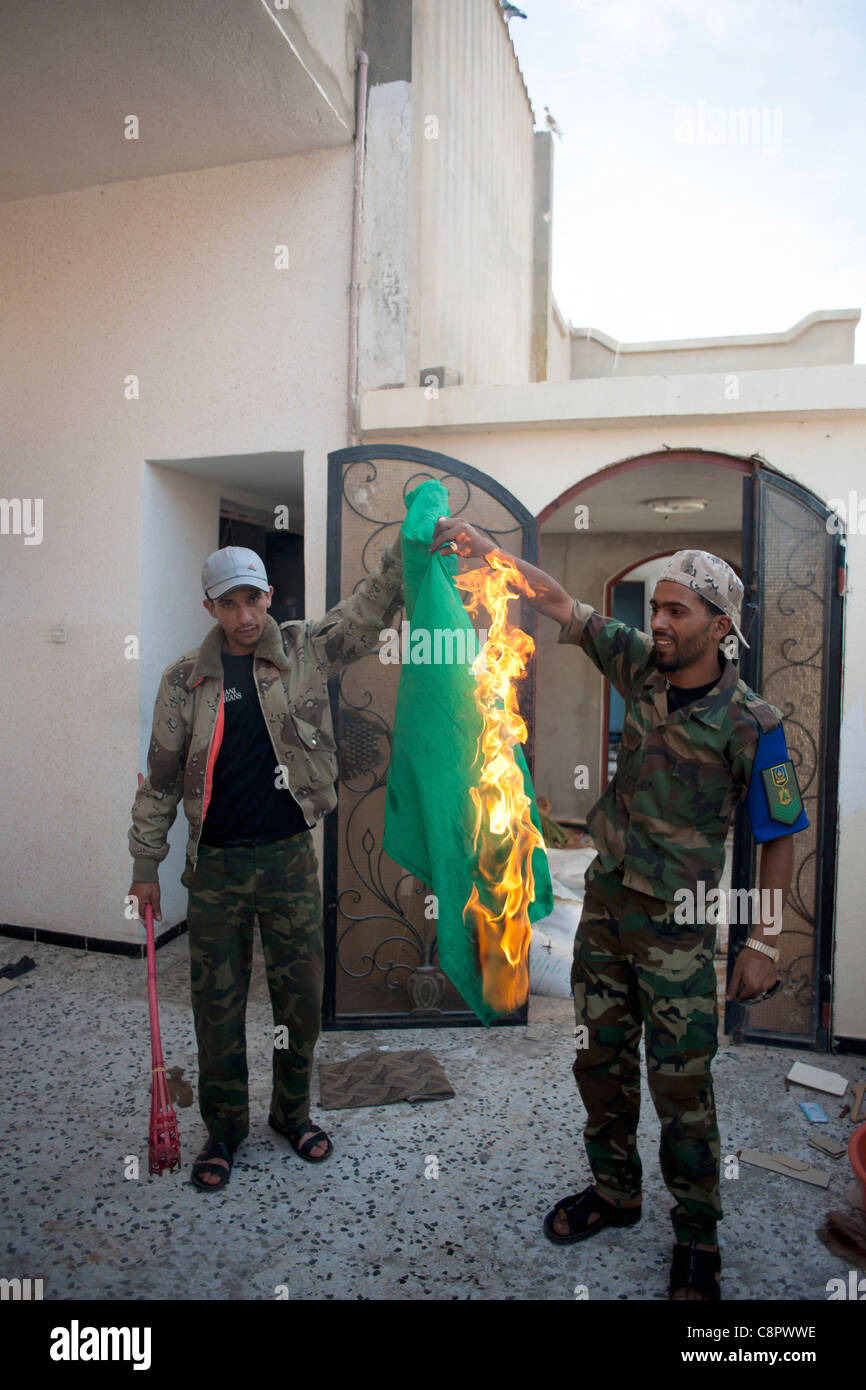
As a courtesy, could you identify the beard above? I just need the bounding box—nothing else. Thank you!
[652,621,716,672]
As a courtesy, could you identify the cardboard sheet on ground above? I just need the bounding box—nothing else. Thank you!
[738,1149,831,1188]
[808,1133,846,1159]
[786,1061,849,1097]
[382,480,554,1025]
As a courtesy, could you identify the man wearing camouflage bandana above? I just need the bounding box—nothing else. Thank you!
[429,522,808,1301]
[128,539,404,1190]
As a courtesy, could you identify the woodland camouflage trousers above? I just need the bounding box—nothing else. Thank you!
[184,832,323,1147]
[571,856,722,1244]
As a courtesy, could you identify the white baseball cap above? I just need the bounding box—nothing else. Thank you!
[201,546,269,599]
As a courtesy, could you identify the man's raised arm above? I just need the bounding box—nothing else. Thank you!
[430,516,654,698]
[307,533,405,674]
[429,517,573,626]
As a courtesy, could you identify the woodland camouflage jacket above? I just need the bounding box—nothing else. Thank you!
[558,599,785,903]
[129,537,404,884]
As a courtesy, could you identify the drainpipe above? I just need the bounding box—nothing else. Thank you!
[347,49,369,446]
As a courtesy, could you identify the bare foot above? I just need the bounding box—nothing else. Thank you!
[552,1185,641,1237]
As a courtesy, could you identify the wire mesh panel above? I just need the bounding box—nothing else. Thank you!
[729,470,842,1046]
[323,446,537,1028]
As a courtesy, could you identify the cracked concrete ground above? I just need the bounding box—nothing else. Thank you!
[0,935,863,1301]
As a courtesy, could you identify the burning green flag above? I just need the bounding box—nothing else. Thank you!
[383,479,553,1025]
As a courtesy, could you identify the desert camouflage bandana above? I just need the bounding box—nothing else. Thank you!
[657,549,749,649]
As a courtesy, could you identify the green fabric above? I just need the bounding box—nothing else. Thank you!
[382,480,554,1026]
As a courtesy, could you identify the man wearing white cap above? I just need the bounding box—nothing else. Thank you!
[128,538,403,1191]
[429,521,808,1301]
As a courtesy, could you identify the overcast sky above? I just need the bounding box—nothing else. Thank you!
[507,0,864,358]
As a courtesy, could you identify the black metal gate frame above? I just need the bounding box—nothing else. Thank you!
[728,468,844,1051]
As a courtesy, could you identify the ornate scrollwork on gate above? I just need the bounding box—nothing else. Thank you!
[745,481,831,1037]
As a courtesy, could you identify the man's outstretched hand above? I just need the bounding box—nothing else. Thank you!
[430,517,495,561]
[430,516,575,626]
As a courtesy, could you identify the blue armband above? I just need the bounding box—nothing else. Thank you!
[744,724,809,843]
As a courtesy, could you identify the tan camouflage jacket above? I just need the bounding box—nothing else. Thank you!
[129,537,404,884]
[558,599,785,903]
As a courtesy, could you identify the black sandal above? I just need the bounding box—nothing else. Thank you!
[542,1185,642,1245]
[268,1113,333,1163]
[190,1137,236,1192]
[669,1240,722,1300]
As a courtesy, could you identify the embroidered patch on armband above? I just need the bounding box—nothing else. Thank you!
[760,760,803,824]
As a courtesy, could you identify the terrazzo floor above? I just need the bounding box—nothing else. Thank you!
[1,935,863,1302]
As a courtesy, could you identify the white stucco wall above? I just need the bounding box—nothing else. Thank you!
[547,299,572,382]
[361,403,866,1040]
[407,0,535,387]
[570,310,860,379]
[1,147,355,945]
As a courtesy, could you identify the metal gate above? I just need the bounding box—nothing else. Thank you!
[322,445,538,1029]
[727,467,844,1048]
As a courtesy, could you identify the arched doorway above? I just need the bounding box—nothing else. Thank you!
[535,448,843,1050]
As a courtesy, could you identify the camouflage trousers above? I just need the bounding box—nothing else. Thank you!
[184,832,323,1147]
[571,856,721,1244]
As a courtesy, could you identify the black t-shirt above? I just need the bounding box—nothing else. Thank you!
[666,670,722,715]
[199,651,309,847]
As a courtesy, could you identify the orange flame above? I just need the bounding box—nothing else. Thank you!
[455,552,545,1014]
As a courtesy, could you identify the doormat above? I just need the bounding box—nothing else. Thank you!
[318,1048,455,1110]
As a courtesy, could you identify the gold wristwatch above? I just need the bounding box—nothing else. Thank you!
[744,936,780,964]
